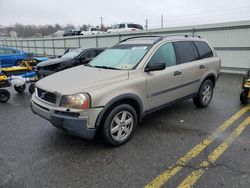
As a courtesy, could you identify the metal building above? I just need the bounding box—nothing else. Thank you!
[0,20,250,73]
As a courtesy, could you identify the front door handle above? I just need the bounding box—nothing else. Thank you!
[199,65,205,69]
[173,71,182,76]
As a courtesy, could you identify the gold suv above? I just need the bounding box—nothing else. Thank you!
[31,35,221,146]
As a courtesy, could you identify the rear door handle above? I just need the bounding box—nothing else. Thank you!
[199,65,205,69]
[173,71,182,76]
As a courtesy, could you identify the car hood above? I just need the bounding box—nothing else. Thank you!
[36,66,129,95]
[37,58,72,67]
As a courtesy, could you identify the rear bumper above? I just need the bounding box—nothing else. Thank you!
[31,99,100,140]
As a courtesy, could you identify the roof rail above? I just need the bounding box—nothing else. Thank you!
[119,35,162,43]
[119,34,201,44]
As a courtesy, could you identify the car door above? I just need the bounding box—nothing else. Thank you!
[145,42,183,110]
[173,41,204,97]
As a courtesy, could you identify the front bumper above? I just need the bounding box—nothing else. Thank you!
[31,95,102,140]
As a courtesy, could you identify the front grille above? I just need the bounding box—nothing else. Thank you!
[36,88,56,104]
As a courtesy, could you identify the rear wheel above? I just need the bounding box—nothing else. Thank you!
[102,104,137,146]
[14,84,26,93]
[240,91,250,104]
[0,89,10,103]
[193,79,214,108]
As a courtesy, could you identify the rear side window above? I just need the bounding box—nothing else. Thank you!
[4,49,15,54]
[119,24,125,28]
[82,51,96,58]
[128,24,143,30]
[193,41,213,59]
[148,43,177,67]
[174,41,199,64]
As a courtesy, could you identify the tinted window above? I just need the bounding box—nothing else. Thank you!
[174,41,199,64]
[193,41,213,59]
[148,43,176,67]
[82,51,96,58]
[4,49,15,54]
[96,50,104,55]
[119,24,125,28]
[128,24,143,30]
[0,49,5,54]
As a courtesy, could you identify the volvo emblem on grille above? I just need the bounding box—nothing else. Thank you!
[40,91,47,99]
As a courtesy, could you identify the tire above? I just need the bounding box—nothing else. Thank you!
[14,84,26,93]
[15,60,23,66]
[102,104,137,146]
[0,89,10,103]
[240,91,250,104]
[193,79,214,108]
[29,83,35,94]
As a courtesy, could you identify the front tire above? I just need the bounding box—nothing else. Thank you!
[193,79,214,108]
[14,84,26,93]
[0,89,10,103]
[102,104,137,146]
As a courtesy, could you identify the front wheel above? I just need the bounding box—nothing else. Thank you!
[0,89,10,103]
[14,84,26,93]
[193,79,214,108]
[102,104,137,146]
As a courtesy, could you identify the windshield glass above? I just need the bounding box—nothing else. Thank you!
[61,49,84,59]
[89,44,150,70]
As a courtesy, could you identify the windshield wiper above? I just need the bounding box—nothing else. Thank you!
[90,65,120,70]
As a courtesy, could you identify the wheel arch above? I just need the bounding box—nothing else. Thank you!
[95,93,144,127]
[201,73,217,87]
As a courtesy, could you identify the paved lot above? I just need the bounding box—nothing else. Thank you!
[1,73,250,188]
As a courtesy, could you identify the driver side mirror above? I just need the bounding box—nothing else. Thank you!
[145,62,166,72]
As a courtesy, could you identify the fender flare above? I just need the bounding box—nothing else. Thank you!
[95,93,144,127]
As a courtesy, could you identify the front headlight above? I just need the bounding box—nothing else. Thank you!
[60,93,90,109]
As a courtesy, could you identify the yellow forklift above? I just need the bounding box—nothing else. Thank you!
[240,70,250,104]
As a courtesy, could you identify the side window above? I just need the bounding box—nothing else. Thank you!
[4,49,15,54]
[82,51,96,58]
[193,41,213,59]
[96,50,103,55]
[0,49,5,54]
[119,24,125,28]
[148,43,177,67]
[174,41,199,64]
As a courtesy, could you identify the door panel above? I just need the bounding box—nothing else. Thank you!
[145,66,183,110]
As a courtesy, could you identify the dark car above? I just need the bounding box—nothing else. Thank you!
[36,48,105,77]
[63,30,82,37]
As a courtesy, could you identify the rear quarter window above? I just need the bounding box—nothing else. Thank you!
[193,41,213,59]
[174,41,199,64]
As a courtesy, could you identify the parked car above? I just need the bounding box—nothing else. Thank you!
[81,27,105,35]
[31,35,221,146]
[107,23,143,33]
[0,47,49,67]
[36,48,105,77]
[63,30,82,37]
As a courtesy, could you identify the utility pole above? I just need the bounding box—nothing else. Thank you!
[161,15,164,28]
[145,19,148,30]
[100,16,103,30]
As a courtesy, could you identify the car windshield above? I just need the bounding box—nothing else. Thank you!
[89,44,150,70]
[61,49,84,59]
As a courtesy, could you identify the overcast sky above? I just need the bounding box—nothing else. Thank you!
[1,0,250,28]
